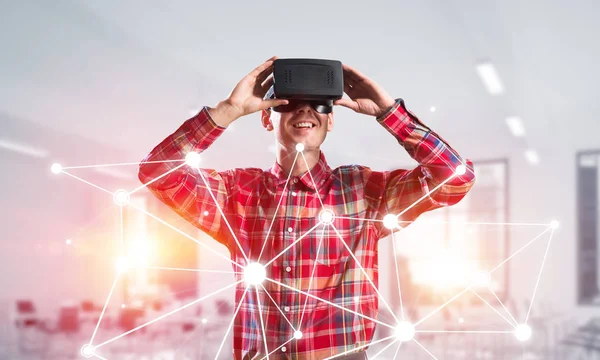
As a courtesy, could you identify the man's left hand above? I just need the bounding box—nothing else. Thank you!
[333,63,396,118]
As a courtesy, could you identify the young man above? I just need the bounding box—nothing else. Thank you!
[138,56,475,359]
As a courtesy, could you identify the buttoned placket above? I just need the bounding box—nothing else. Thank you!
[280,177,298,352]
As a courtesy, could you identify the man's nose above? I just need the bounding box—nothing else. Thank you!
[295,101,312,112]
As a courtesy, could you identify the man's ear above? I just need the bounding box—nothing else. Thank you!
[261,108,274,131]
[327,112,334,132]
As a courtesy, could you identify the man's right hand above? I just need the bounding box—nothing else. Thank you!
[209,56,289,127]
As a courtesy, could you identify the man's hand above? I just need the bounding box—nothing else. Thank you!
[333,63,396,118]
[210,56,289,127]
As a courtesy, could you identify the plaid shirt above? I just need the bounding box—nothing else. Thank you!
[138,98,475,359]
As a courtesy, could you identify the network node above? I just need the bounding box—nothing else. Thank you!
[458,317,465,324]
[50,163,62,174]
[113,189,130,206]
[244,262,266,286]
[294,330,303,339]
[121,304,126,309]
[514,324,532,342]
[185,151,201,168]
[395,321,415,342]
[470,270,491,287]
[383,214,400,230]
[116,257,129,273]
[550,220,559,230]
[80,344,95,358]
[65,239,72,245]
[295,143,305,152]
[201,318,208,324]
[318,209,335,225]
[455,164,467,175]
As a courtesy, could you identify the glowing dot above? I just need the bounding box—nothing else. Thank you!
[281,346,287,352]
[471,270,491,287]
[116,257,129,273]
[430,106,436,112]
[81,344,95,358]
[295,143,305,152]
[50,163,62,174]
[319,209,335,225]
[201,318,208,324]
[458,317,465,324]
[65,239,72,245]
[113,189,130,206]
[203,211,209,216]
[294,330,303,339]
[244,263,266,286]
[354,296,359,303]
[395,321,415,342]
[550,220,559,230]
[185,151,201,168]
[455,165,467,175]
[383,214,399,230]
[515,324,532,342]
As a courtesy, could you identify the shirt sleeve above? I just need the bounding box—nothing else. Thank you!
[363,98,476,237]
[137,106,236,249]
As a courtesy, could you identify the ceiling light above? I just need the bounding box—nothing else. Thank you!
[525,150,540,165]
[476,61,504,95]
[505,116,526,137]
[0,139,49,158]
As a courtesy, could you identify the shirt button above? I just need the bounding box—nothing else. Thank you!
[293,178,298,184]
[285,266,291,272]
[287,227,293,233]
[291,191,297,196]
[282,346,287,352]
[284,306,290,312]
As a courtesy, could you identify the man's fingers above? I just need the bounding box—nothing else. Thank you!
[250,56,278,79]
[261,98,289,110]
[333,98,358,112]
[261,75,274,92]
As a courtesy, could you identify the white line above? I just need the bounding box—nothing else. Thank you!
[330,224,400,324]
[62,159,185,170]
[264,222,322,267]
[61,171,113,195]
[335,216,384,223]
[489,286,519,326]
[130,162,187,194]
[323,335,396,360]
[260,284,296,332]
[255,286,270,359]
[392,341,402,359]
[525,229,555,323]
[489,226,553,273]
[214,287,249,360]
[415,330,514,334]
[140,266,239,274]
[258,152,299,262]
[395,173,456,219]
[95,279,243,349]
[414,287,471,327]
[370,338,399,359]
[197,169,249,263]
[128,201,244,270]
[390,231,405,320]
[259,337,295,360]
[300,151,325,208]
[89,273,120,345]
[119,205,124,249]
[470,289,518,328]
[299,226,327,329]
[266,278,396,330]
[413,338,439,360]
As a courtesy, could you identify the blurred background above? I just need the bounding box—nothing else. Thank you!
[1,0,599,358]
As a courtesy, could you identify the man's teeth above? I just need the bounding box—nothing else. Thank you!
[293,122,314,128]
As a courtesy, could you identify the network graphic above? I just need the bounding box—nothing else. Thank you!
[50,144,557,360]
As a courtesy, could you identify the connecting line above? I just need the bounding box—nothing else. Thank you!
[413,338,439,360]
[258,152,299,263]
[255,287,270,360]
[61,159,185,170]
[95,279,243,349]
[298,226,328,330]
[395,173,456,220]
[264,222,323,267]
[127,201,245,270]
[413,287,471,327]
[61,171,114,195]
[370,338,400,360]
[393,341,402,359]
[119,206,124,249]
[129,162,187,195]
[469,289,518,328]
[390,231,405,320]
[140,266,241,274]
[525,228,555,324]
[300,151,325,208]
[196,170,249,264]
[214,287,249,360]
[489,226,553,274]
[266,278,396,330]
[323,335,396,360]
[335,216,384,223]
[259,337,295,360]
[329,224,400,324]
[489,286,519,327]
[415,330,514,334]
[89,273,120,345]
[260,284,296,332]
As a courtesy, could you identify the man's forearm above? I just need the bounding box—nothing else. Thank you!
[207,100,241,128]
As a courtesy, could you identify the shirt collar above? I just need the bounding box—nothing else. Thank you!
[269,151,332,190]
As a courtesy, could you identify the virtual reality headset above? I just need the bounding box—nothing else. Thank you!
[266,58,344,114]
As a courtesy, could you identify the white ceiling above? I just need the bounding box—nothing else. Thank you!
[1,0,598,171]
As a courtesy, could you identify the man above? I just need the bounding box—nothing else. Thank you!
[138,56,475,359]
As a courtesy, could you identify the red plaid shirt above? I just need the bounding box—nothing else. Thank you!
[138,98,475,359]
